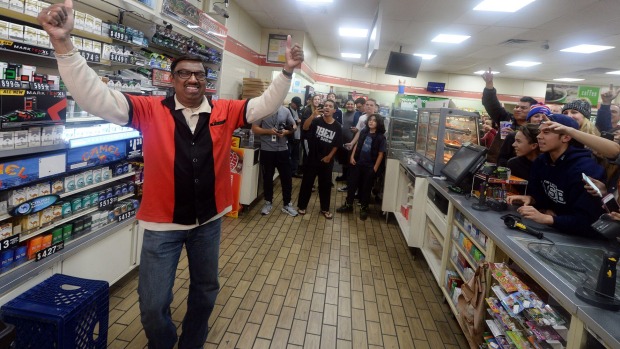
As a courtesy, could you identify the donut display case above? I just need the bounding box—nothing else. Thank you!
[413,108,480,175]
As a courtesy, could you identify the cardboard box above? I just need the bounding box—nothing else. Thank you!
[37,28,49,47]
[8,0,24,13]
[74,10,85,30]
[51,179,63,194]
[26,185,38,200]
[14,130,28,149]
[82,39,93,52]
[9,188,26,206]
[0,20,8,39]
[0,131,14,150]
[8,23,24,41]
[41,125,54,146]
[24,0,37,16]
[24,26,37,45]
[28,127,41,147]
[53,125,64,144]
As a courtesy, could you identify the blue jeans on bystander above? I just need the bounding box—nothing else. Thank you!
[138,219,221,349]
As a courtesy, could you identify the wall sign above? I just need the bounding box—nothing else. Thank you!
[67,141,127,170]
[0,153,66,190]
[267,34,287,64]
[545,84,600,106]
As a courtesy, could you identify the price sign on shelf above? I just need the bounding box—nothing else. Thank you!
[110,52,130,64]
[0,235,20,252]
[117,210,135,223]
[29,82,50,91]
[99,196,118,209]
[0,79,23,89]
[79,50,101,63]
[109,30,128,42]
[35,241,64,262]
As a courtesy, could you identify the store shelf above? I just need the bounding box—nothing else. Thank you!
[420,246,441,283]
[19,193,134,242]
[452,238,479,269]
[449,258,467,282]
[60,172,136,198]
[0,8,113,44]
[0,216,135,295]
[445,126,472,135]
[426,218,445,246]
[453,220,487,254]
[0,143,66,159]
[440,285,459,316]
[394,211,409,234]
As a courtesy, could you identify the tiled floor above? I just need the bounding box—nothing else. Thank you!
[107,176,469,348]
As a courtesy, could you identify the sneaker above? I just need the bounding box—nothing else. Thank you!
[336,203,353,213]
[261,201,273,215]
[282,203,298,217]
[335,175,347,182]
[293,173,303,179]
[360,206,369,220]
[337,186,348,192]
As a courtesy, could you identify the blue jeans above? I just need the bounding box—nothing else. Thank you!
[138,219,221,349]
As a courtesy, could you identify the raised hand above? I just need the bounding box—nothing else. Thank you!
[601,84,620,105]
[481,67,494,89]
[37,0,74,53]
[284,35,304,73]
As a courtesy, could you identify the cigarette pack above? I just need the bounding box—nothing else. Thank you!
[8,23,23,41]
[41,126,54,146]
[37,182,51,196]
[8,0,24,13]
[26,185,38,200]
[0,222,12,239]
[9,188,26,207]
[0,131,14,150]
[24,26,37,45]
[0,20,8,39]
[51,179,63,194]
[28,127,41,147]
[13,130,28,149]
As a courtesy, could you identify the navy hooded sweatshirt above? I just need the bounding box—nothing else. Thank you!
[529,146,605,236]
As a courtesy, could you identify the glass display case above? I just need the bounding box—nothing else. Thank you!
[386,108,418,159]
[413,108,480,175]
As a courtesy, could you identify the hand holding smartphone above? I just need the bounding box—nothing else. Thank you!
[582,173,602,197]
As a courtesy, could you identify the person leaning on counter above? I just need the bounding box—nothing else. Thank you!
[37,1,305,348]
[507,115,606,236]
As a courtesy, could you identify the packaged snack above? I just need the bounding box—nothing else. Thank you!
[490,263,528,293]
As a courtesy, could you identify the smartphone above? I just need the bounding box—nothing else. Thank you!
[582,173,602,197]
[318,104,324,109]
[602,193,620,213]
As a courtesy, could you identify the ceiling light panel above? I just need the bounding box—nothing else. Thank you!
[339,28,368,38]
[553,78,584,82]
[297,0,333,3]
[474,70,499,74]
[431,34,470,44]
[341,53,361,58]
[606,71,620,75]
[560,44,614,54]
[414,53,436,60]
[506,61,541,67]
[473,0,535,12]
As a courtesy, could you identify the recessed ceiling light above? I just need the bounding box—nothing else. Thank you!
[341,53,361,59]
[606,71,620,75]
[414,53,436,60]
[473,0,535,12]
[297,0,333,2]
[506,61,541,67]
[474,70,499,74]
[431,34,470,44]
[553,78,584,82]
[560,44,614,54]
[339,27,368,38]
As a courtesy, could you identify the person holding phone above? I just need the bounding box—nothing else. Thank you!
[507,114,606,236]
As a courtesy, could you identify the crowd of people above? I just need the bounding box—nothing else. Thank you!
[479,68,620,236]
[255,92,385,221]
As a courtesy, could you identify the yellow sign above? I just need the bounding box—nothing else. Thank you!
[0,39,14,46]
[0,89,25,96]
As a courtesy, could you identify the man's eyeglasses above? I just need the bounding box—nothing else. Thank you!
[174,70,207,81]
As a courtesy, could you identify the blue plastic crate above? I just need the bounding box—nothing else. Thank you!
[0,274,109,349]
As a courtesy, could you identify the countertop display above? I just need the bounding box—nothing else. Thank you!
[426,177,620,348]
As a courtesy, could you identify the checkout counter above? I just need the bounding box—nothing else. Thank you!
[383,157,620,349]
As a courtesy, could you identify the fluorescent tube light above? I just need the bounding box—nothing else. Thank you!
[506,61,541,67]
[414,53,436,60]
[553,78,584,82]
[297,0,333,2]
[341,53,361,59]
[606,71,620,75]
[431,34,470,44]
[69,131,142,148]
[474,70,499,74]
[339,27,368,38]
[473,0,535,12]
[560,44,614,54]
[187,25,199,29]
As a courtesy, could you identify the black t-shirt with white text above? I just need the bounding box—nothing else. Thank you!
[307,117,343,165]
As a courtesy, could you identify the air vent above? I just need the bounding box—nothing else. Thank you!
[500,39,536,45]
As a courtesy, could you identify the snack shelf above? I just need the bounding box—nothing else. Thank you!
[453,221,488,255]
[452,238,479,269]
